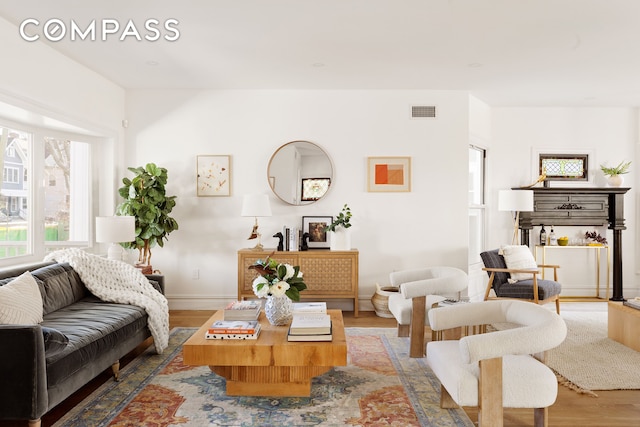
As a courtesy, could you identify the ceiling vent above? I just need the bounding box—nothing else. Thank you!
[411,105,437,119]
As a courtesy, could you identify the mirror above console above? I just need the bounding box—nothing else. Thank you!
[267,140,333,205]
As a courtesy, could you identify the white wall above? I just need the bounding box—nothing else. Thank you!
[488,108,638,298]
[125,90,470,309]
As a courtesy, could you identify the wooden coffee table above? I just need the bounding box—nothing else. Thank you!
[182,309,347,397]
[608,301,640,351]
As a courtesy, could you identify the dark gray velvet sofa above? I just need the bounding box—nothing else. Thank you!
[0,261,165,427]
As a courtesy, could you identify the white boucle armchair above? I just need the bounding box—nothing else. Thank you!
[387,266,468,357]
[426,300,567,427]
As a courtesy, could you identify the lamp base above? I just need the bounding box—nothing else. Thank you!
[107,243,126,261]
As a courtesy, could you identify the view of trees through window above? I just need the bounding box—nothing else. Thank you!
[0,125,90,259]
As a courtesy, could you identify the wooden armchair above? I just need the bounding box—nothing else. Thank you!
[480,249,561,314]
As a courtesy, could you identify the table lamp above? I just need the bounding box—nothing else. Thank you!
[241,194,272,251]
[498,190,534,245]
[95,216,136,261]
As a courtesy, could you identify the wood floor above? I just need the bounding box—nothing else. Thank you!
[6,309,640,427]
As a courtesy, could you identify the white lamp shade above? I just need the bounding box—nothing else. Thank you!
[241,194,272,217]
[95,216,136,243]
[498,190,534,212]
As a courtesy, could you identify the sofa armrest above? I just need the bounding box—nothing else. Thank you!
[145,274,165,294]
[0,325,48,421]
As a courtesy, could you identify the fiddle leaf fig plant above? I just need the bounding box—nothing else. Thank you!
[116,163,179,267]
[325,204,352,232]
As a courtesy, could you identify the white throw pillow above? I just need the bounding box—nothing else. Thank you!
[0,272,43,324]
[502,245,538,282]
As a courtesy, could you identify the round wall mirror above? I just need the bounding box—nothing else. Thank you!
[267,140,333,205]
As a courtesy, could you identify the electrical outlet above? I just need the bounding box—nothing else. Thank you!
[192,269,199,280]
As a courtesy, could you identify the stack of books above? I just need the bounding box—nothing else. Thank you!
[288,313,332,342]
[623,298,640,311]
[292,302,327,314]
[205,320,261,340]
[223,300,261,321]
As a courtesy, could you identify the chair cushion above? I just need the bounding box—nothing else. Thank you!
[388,294,446,325]
[480,250,510,289]
[495,279,561,300]
[427,340,558,408]
[502,245,537,281]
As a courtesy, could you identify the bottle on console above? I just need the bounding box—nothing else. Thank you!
[549,226,557,246]
[540,225,547,246]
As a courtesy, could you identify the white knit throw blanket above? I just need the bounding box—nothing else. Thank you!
[44,248,169,354]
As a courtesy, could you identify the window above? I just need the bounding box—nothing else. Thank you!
[469,145,486,265]
[0,124,92,261]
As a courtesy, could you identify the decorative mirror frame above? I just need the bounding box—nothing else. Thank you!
[267,140,333,205]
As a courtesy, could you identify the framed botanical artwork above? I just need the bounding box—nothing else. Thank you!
[367,156,411,192]
[197,155,231,196]
[302,216,333,249]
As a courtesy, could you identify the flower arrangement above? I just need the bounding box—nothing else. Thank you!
[585,231,608,245]
[248,253,307,301]
[600,161,631,177]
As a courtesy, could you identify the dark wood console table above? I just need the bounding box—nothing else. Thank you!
[516,187,629,301]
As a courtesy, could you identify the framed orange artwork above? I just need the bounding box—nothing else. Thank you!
[367,156,411,192]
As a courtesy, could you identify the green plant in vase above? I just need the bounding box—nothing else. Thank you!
[116,163,179,270]
[600,161,631,187]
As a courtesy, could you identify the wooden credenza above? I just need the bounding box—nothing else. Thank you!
[237,249,359,316]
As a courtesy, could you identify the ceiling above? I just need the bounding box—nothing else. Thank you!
[1,0,640,107]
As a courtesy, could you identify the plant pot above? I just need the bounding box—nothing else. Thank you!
[264,295,293,325]
[371,283,399,318]
[607,175,624,187]
[330,227,351,251]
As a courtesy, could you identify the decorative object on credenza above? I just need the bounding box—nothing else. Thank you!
[273,232,284,251]
[498,190,533,245]
[367,156,411,192]
[196,155,231,196]
[585,230,608,246]
[302,216,333,249]
[116,163,179,271]
[601,160,631,187]
[300,232,310,251]
[248,252,307,325]
[95,216,136,262]
[325,204,353,251]
[519,172,547,189]
[241,194,272,251]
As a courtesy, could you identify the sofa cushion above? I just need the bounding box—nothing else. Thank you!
[41,297,148,388]
[30,263,87,315]
[0,272,43,324]
[42,326,69,356]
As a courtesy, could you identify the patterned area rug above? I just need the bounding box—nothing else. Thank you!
[54,327,473,426]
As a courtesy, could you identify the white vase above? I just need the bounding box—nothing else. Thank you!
[264,295,293,325]
[330,227,351,251]
[607,175,624,187]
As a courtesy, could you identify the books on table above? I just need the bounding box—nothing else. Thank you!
[623,298,640,311]
[206,320,261,340]
[287,328,333,342]
[223,300,261,321]
[290,314,331,334]
[292,302,327,314]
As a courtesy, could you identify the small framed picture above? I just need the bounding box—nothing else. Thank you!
[367,156,411,192]
[302,216,333,249]
[197,155,231,196]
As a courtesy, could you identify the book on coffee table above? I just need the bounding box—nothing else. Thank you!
[206,323,261,340]
[292,302,327,314]
[223,300,261,321]
[287,331,332,342]
[208,320,259,334]
[289,314,332,335]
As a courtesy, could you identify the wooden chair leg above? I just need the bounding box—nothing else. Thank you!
[555,297,560,314]
[440,384,459,408]
[478,357,503,427]
[409,295,426,358]
[28,419,41,427]
[534,407,548,427]
[397,324,409,337]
